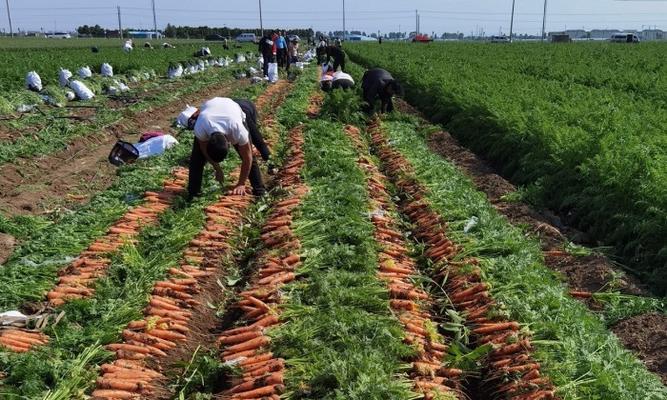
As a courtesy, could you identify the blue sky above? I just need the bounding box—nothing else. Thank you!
[2,0,666,35]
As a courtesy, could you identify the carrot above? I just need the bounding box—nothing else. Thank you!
[250,314,280,329]
[245,296,271,312]
[492,340,531,358]
[146,329,187,342]
[218,330,263,346]
[473,322,520,335]
[91,389,142,399]
[122,330,176,350]
[569,290,593,299]
[224,336,270,354]
[238,352,274,367]
[232,384,285,399]
[96,377,151,392]
[149,298,181,312]
[105,343,153,354]
[244,360,284,377]
[0,337,34,349]
[390,299,416,311]
[231,372,283,394]
[0,333,47,345]
[223,349,259,361]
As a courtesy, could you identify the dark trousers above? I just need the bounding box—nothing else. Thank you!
[332,56,345,72]
[277,48,287,67]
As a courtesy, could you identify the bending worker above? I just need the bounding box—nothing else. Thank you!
[178,98,270,199]
[325,45,346,72]
[361,68,402,114]
[321,70,355,92]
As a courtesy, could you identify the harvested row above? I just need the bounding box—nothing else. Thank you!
[91,79,300,400]
[216,125,308,400]
[0,329,49,353]
[345,126,463,399]
[367,119,558,400]
[47,167,189,307]
[91,190,253,400]
[0,167,188,353]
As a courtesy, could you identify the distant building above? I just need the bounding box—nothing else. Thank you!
[590,29,620,40]
[565,29,587,40]
[641,29,664,41]
[548,32,572,42]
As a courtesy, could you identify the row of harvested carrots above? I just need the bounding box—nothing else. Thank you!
[216,125,308,400]
[0,168,189,354]
[347,124,464,400]
[91,184,254,400]
[368,120,557,400]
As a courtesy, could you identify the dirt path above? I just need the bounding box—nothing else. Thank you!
[394,99,667,385]
[0,78,248,217]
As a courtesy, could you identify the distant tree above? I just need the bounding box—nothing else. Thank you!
[164,23,176,38]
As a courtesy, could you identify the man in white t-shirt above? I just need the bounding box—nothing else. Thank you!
[179,97,267,199]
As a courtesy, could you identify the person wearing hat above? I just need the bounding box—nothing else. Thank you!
[361,68,402,114]
[178,97,269,199]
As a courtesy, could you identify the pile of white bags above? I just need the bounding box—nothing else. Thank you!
[168,64,184,79]
[268,63,279,83]
[123,40,134,53]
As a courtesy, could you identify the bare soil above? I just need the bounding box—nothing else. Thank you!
[612,313,667,385]
[0,233,15,264]
[0,78,249,217]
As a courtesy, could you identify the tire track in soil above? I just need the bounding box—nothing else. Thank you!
[344,125,464,399]
[0,168,188,352]
[89,81,297,400]
[394,100,667,385]
[0,77,248,217]
[367,119,558,400]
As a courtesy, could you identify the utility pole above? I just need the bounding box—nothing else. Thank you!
[415,9,419,35]
[258,0,263,37]
[151,0,157,38]
[509,0,516,42]
[117,6,123,40]
[541,0,548,42]
[5,0,13,37]
[342,0,346,40]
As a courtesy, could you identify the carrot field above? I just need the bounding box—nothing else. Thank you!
[0,39,665,400]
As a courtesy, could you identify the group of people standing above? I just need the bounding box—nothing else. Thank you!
[259,30,300,77]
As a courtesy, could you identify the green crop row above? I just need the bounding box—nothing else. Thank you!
[373,112,666,399]
[346,42,667,294]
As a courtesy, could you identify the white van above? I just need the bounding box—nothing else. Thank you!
[610,33,640,43]
[236,33,258,43]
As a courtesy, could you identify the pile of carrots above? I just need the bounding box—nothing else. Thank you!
[216,125,308,400]
[92,187,253,400]
[47,168,189,308]
[0,329,49,352]
[368,120,557,400]
[344,125,463,399]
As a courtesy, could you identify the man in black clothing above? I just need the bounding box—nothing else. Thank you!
[184,99,270,200]
[325,45,346,72]
[258,33,274,78]
[361,68,402,114]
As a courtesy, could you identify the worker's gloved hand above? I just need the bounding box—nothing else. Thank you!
[229,185,247,196]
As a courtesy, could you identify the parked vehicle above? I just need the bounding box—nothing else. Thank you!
[610,33,640,43]
[235,33,258,43]
[46,32,71,39]
[491,35,511,43]
[411,34,433,43]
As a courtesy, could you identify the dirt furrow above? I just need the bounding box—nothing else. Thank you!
[344,125,464,399]
[367,119,558,400]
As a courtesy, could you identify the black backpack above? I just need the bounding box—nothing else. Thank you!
[108,140,139,166]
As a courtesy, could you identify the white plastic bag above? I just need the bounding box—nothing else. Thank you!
[65,91,76,101]
[123,40,133,53]
[101,63,114,77]
[295,62,305,70]
[236,53,247,63]
[268,63,279,83]
[58,69,72,87]
[248,67,258,76]
[177,105,198,128]
[168,64,183,79]
[135,135,179,159]
[257,58,264,69]
[78,66,92,79]
[69,80,95,100]
[25,71,42,92]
